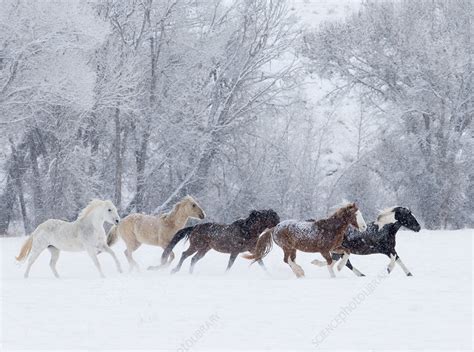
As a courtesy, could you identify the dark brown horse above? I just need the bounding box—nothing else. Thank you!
[244,203,367,278]
[155,210,280,274]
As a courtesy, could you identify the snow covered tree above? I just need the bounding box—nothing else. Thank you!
[303,0,472,228]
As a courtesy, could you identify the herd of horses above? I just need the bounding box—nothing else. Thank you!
[15,195,421,279]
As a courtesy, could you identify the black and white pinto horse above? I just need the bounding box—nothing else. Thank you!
[315,207,421,277]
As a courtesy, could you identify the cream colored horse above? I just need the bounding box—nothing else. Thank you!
[107,195,205,270]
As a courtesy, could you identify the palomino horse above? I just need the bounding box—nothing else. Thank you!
[325,206,421,277]
[156,209,280,274]
[244,203,367,278]
[107,195,205,270]
[15,199,122,278]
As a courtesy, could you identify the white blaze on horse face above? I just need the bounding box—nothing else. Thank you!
[356,210,367,231]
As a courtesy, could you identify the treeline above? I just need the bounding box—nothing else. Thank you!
[0,0,471,235]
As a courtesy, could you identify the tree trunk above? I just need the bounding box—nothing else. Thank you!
[0,174,16,235]
[0,136,30,235]
[29,136,44,227]
[10,141,30,234]
[135,128,149,212]
[114,107,122,210]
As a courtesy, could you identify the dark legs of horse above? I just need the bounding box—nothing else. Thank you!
[225,252,239,271]
[189,247,210,274]
[257,259,268,272]
[386,252,412,276]
[171,246,197,274]
[331,253,365,277]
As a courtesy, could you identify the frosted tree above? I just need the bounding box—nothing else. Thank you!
[303,0,472,228]
[0,1,107,233]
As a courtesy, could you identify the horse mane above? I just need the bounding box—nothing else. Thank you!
[376,207,397,227]
[231,210,259,236]
[160,195,195,220]
[329,203,355,219]
[77,199,105,220]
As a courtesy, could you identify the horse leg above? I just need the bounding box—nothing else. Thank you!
[386,253,397,274]
[337,252,351,271]
[24,243,48,278]
[225,252,239,272]
[321,252,335,278]
[189,247,211,274]
[148,250,175,271]
[85,246,105,278]
[168,251,175,264]
[345,258,365,277]
[394,253,412,276]
[100,244,122,273]
[312,252,340,267]
[171,245,197,274]
[287,250,305,278]
[47,246,60,278]
[257,259,269,273]
[124,242,141,272]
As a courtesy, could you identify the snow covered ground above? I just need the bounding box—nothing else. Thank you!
[1,229,472,351]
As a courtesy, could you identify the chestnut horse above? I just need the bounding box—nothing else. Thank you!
[158,209,280,274]
[244,203,367,278]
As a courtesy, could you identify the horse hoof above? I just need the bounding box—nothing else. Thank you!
[147,266,157,271]
[311,259,325,267]
[407,272,413,276]
[360,273,366,277]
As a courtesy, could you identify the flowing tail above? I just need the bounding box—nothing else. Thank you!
[242,227,274,263]
[16,236,33,262]
[107,225,119,246]
[161,226,195,265]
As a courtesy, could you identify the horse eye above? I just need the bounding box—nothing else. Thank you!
[192,204,196,208]
[108,209,111,212]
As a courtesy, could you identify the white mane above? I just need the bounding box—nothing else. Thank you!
[77,199,106,220]
[375,207,397,227]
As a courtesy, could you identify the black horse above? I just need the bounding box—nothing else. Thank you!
[156,209,280,274]
[314,207,421,277]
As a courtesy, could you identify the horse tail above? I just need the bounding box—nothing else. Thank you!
[161,226,194,265]
[242,227,274,263]
[15,236,34,262]
[107,225,119,247]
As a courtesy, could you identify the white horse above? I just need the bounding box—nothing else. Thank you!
[15,199,122,278]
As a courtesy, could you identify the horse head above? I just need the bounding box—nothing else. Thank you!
[341,203,367,232]
[102,200,121,225]
[180,195,206,220]
[394,207,421,232]
[78,199,120,225]
[376,207,421,232]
